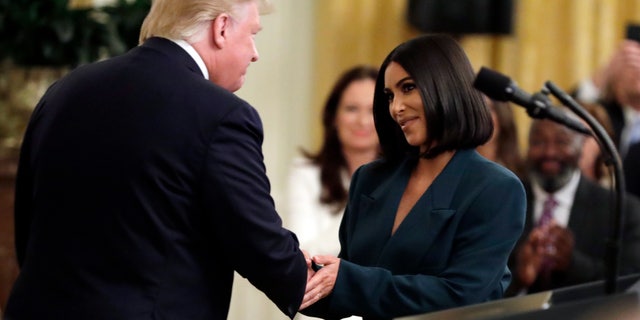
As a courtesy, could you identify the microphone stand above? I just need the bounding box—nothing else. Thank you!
[545,81,626,295]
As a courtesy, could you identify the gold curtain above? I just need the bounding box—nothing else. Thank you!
[312,0,640,149]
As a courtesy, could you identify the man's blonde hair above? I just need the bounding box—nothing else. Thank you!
[139,0,272,44]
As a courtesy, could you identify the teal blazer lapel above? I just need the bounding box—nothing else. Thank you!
[351,161,408,264]
[373,150,472,272]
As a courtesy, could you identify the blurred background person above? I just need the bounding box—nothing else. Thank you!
[286,65,378,320]
[574,39,640,198]
[286,65,379,257]
[299,34,526,319]
[477,98,525,178]
[506,117,640,296]
[578,102,616,187]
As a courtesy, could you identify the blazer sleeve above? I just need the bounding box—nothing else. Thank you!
[200,101,307,318]
[312,170,526,319]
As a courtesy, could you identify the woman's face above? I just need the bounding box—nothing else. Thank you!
[384,62,428,151]
[335,78,379,153]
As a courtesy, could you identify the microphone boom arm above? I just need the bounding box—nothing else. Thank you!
[545,80,626,295]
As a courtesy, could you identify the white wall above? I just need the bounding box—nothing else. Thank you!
[230,1,315,319]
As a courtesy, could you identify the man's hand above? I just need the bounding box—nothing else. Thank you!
[515,228,547,287]
[546,225,575,271]
[301,249,315,282]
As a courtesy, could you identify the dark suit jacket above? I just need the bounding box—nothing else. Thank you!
[508,175,640,294]
[625,143,640,198]
[601,100,625,148]
[601,100,640,199]
[6,37,307,319]
[303,149,526,320]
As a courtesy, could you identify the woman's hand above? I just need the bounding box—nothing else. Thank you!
[299,255,340,310]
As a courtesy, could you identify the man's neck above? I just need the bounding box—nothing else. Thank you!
[169,39,209,80]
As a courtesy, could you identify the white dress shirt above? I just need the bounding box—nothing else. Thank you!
[532,170,582,227]
[169,39,209,80]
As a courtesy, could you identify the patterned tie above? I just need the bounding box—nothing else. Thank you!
[538,195,557,228]
[538,195,557,289]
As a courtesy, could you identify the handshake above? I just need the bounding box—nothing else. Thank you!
[300,252,341,310]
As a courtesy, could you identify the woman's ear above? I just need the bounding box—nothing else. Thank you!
[211,13,231,48]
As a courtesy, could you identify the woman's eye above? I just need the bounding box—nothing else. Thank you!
[402,83,415,93]
[344,105,358,112]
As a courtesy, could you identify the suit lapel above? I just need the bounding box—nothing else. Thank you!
[350,160,410,263]
[522,182,536,236]
[371,150,472,268]
[567,175,601,234]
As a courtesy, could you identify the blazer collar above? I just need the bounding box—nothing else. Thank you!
[429,149,473,209]
[363,150,475,267]
[141,37,204,78]
[370,149,474,210]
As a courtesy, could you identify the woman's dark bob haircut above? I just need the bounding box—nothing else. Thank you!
[373,34,493,163]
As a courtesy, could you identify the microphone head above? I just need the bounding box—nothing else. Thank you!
[473,67,513,102]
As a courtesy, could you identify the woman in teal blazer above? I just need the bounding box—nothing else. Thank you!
[300,34,526,320]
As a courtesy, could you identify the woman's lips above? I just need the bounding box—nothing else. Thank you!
[400,117,417,129]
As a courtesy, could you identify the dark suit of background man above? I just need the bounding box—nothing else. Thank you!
[4,0,310,319]
[506,118,640,296]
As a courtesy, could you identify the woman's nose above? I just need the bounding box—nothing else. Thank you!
[390,99,404,115]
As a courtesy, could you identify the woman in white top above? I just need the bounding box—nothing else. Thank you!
[287,65,379,257]
[287,66,379,320]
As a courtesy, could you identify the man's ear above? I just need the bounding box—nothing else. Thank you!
[211,13,231,48]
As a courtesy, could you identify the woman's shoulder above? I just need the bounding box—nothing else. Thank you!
[351,158,401,187]
[355,158,391,175]
[465,150,522,184]
[289,156,319,174]
[291,156,316,167]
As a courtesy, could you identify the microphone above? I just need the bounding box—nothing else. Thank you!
[473,67,592,135]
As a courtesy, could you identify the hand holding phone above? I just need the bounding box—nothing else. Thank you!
[626,23,640,43]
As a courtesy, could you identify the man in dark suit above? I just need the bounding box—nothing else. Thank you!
[5,1,309,319]
[506,118,640,295]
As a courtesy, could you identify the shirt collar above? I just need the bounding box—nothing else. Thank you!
[169,39,209,80]
[624,105,640,125]
[532,169,581,208]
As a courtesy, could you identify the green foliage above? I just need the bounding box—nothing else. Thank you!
[0,0,151,67]
[102,0,152,54]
